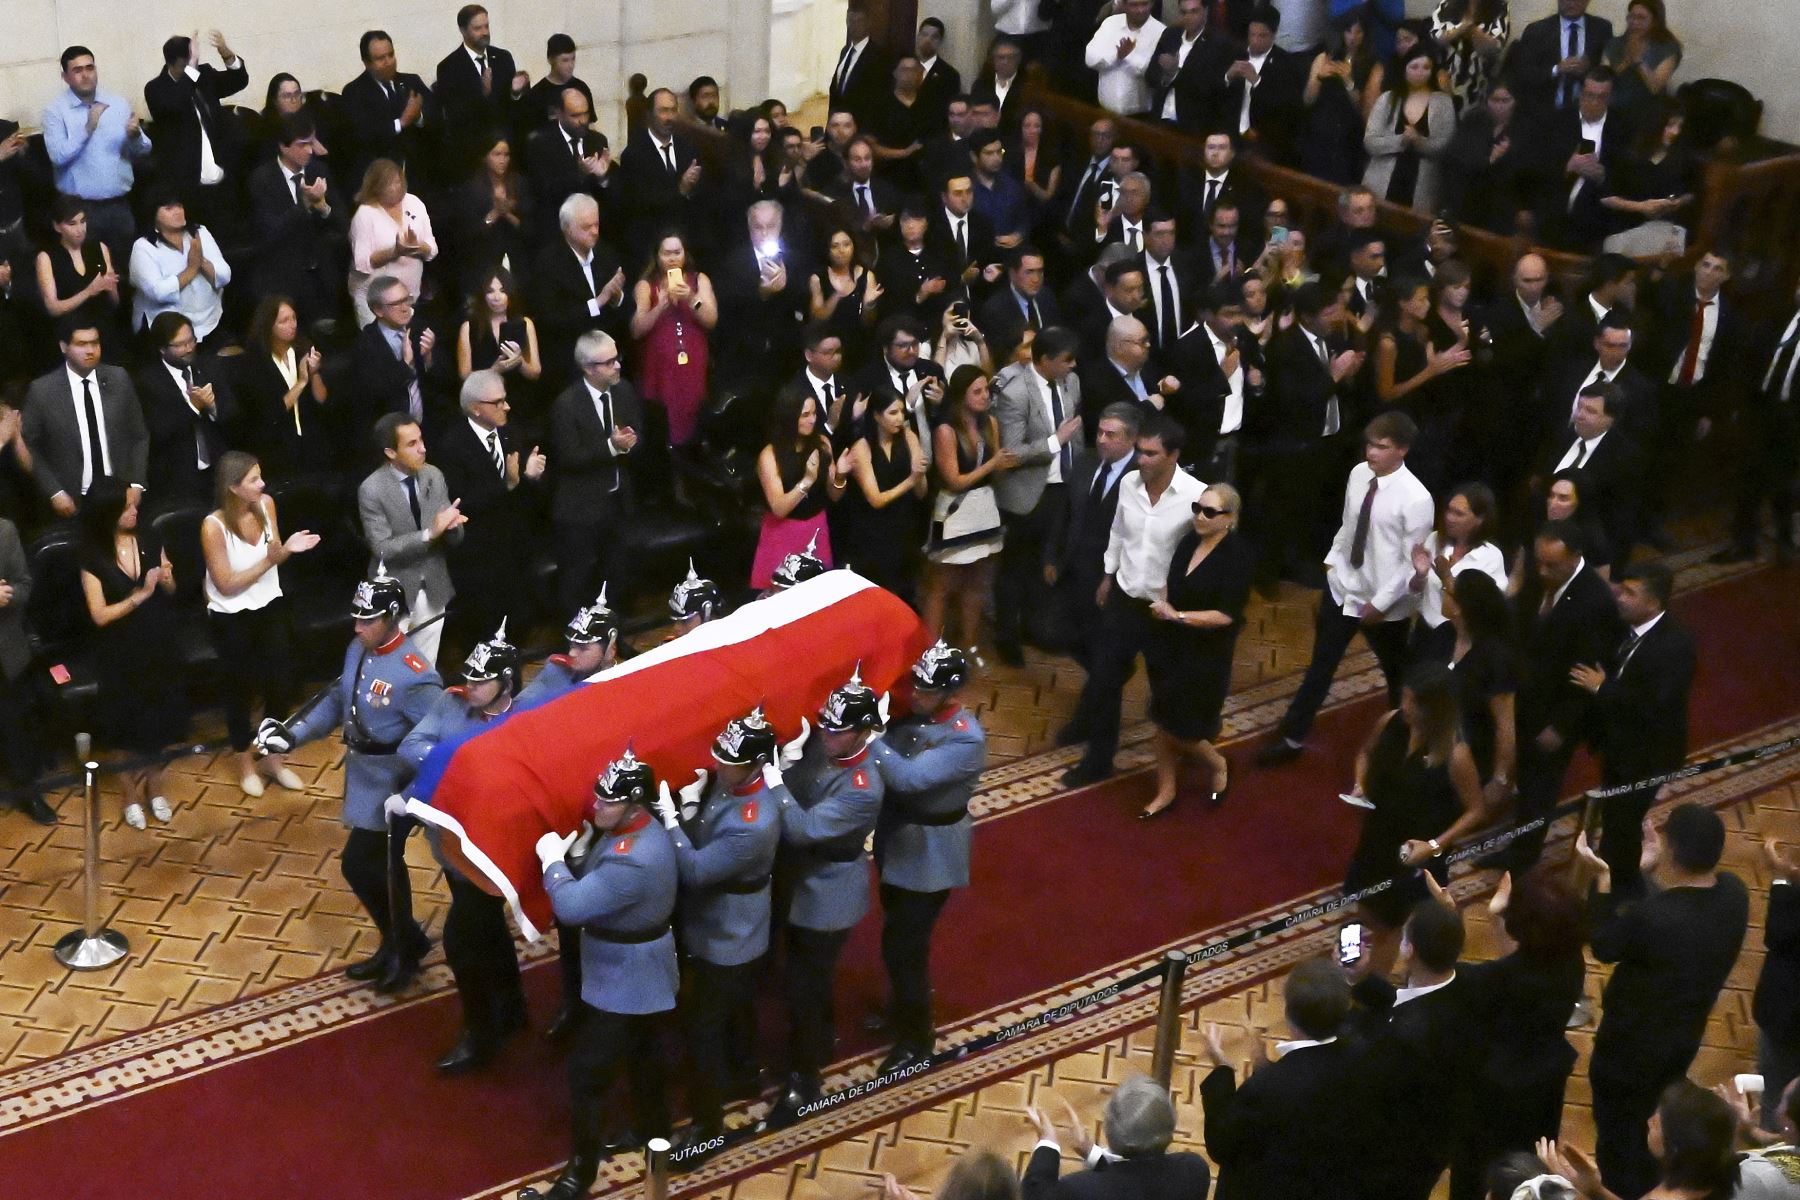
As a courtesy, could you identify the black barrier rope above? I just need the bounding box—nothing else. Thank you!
[656,730,1800,1175]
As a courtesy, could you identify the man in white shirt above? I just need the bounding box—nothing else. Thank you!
[1146,0,1226,130]
[143,31,248,233]
[1085,0,1166,117]
[1259,412,1435,765]
[1063,415,1205,785]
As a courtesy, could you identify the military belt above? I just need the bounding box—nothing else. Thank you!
[582,924,672,945]
[345,736,401,755]
[890,806,969,827]
[691,875,772,896]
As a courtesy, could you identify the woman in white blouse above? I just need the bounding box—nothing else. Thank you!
[348,158,437,327]
[128,187,231,341]
[1408,482,1508,638]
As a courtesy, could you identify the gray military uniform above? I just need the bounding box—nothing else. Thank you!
[779,741,884,932]
[544,813,680,1014]
[870,705,985,893]
[669,774,784,966]
[289,631,443,830]
[517,655,582,709]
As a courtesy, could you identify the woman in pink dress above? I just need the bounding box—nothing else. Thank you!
[630,232,716,445]
[750,389,850,588]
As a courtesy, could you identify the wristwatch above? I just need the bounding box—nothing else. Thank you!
[1428,838,1442,856]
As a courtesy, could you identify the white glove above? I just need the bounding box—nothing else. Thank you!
[876,691,891,727]
[762,759,785,791]
[677,768,709,822]
[536,829,578,871]
[653,781,681,831]
[383,794,407,820]
[780,717,810,767]
[253,717,293,757]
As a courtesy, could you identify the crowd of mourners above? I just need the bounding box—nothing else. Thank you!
[0,3,1797,1197]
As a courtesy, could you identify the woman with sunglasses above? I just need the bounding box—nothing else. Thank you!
[1143,483,1254,819]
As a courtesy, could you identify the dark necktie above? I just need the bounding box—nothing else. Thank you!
[1318,336,1341,436]
[1348,285,1367,318]
[1204,177,1220,210]
[290,171,305,206]
[487,430,504,476]
[1158,264,1178,347]
[1026,297,1042,332]
[1124,225,1139,252]
[1767,320,1800,400]
[834,44,855,93]
[1069,161,1103,228]
[476,53,488,75]
[1561,21,1580,107]
[898,367,914,395]
[404,474,422,529]
[954,218,967,262]
[1090,461,1110,506]
[857,184,873,216]
[392,329,423,420]
[1615,629,1641,671]
[1048,378,1073,479]
[1348,477,1378,568]
[661,141,676,174]
[821,378,835,410]
[80,377,105,490]
[568,133,581,159]
[1677,299,1711,387]
[189,368,209,470]
[1574,438,1590,468]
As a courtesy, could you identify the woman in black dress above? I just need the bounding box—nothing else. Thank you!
[1374,275,1469,493]
[1302,12,1377,185]
[1144,483,1255,819]
[35,193,125,359]
[1344,661,1488,930]
[1508,467,1614,593]
[77,478,189,830]
[456,267,543,435]
[1450,864,1586,1200]
[1424,569,1518,813]
[836,391,928,603]
[808,226,883,375]
[448,132,531,301]
[235,294,333,480]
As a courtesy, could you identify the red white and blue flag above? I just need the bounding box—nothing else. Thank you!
[406,572,932,938]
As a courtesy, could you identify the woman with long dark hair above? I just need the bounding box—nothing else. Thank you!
[1428,568,1518,808]
[808,226,883,374]
[1603,0,1683,125]
[751,388,844,588]
[236,294,331,477]
[1410,481,1506,635]
[630,232,716,446]
[923,365,1016,646]
[449,132,530,299]
[1363,44,1457,212]
[1303,10,1379,184]
[202,451,320,797]
[77,478,187,829]
[835,389,929,602]
[1602,104,1699,238]
[1509,468,1614,593]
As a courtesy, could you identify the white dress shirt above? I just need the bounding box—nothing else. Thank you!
[1103,468,1206,598]
[992,0,1049,36]
[1273,1035,1338,1059]
[468,415,507,476]
[1766,312,1800,400]
[1416,536,1508,628]
[1160,31,1206,121]
[1668,291,1720,384]
[66,365,115,493]
[1145,253,1182,336]
[1086,14,1166,115]
[129,226,232,338]
[1394,972,1456,1006]
[834,37,870,93]
[184,58,240,186]
[1570,113,1606,206]
[1027,364,1070,485]
[584,380,626,467]
[1618,609,1664,673]
[1103,214,1145,249]
[1555,426,1609,472]
[1323,461,1435,618]
[1545,557,1588,611]
[1235,51,1271,134]
[1206,324,1245,434]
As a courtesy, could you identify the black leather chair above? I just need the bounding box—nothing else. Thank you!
[149,504,223,687]
[1678,79,1764,151]
[24,532,99,731]
[264,474,360,664]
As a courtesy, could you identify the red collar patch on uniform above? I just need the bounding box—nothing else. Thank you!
[954,716,969,731]
[549,654,573,667]
[612,835,635,855]
[732,775,767,797]
[740,800,759,823]
[446,685,467,697]
[853,768,869,789]
[375,632,406,655]
[618,809,652,836]
[403,653,428,674]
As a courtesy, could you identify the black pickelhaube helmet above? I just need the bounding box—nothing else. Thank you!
[592,745,655,810]
[712,705,778,766]
[462,619,522,694]
[770,531,828,590]
[350,559,406,621]
[565,584,621,649]
[817,662,883,733]
[911,639,970,691]
[669,559,722,622]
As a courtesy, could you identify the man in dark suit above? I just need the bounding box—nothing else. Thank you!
[1552,252,1638,367]
[1487,252,1565,398]
[1717,284,1800,564]
[1022,1075,1212,1200]
[435,369,545,666]
[927,173,1001,297]
[970,37,1027,132]
[854,315,950,457]
[1510,519,1622,869]
[530,193,628,394]
[917,98,975,200]
[1505,0,1614,121]
[1543,315,1657,447]
[716,201,812,396]
[1572,562,1697,895]
[1080,316,1161,441]
[1075,258,1150,373]
[1580,803,1748,1200]
[1052,117,1119,269]
[1350,897,1477,1200]
[1534,69,1631,253]
[1259,283,1362,585]
[1145,0,1229,131]
[877,205,956,330]
[21,320,147,518]
[549,331,642,613]
[248,112,348,328]
[143,32,249,233]
[1162,280,1264,481]
[1641,250,1744,547]
[137,313,239,513]
[1199,200,1260,286]
[346,275,449,471]
[433,5,518,175]
[616,88,704,268]
[1199,957,1365,1200]
[1044,404,1141,665]
[828,7,894,132]
[343,30,439,187]
[1220,6,1302,165]
[1539,381,1643,556]
[1138,213,1201,359]
[0,515,50,823]
[826,137,901,237]
[526,86,613,245]
[1178,132,1265,241]
[913,19,963,134]
[1753,841,1800,1134]
[979,246,1064,354]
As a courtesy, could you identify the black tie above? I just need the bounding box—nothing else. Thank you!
[1091,461,1110,506]
[1049,378,1073,479]
[290,172,305,206]
[1204,178,1219,210]
[898,368,914,395]
[834,44,855,93]
[404,474,422,529]
[476,53,488,74]
[821,378,835,410]
[1026,298,1042,332]
[1615,629,1641,670]
[1765,322,1800,400]
[858,184,873,216]
[661,142,676,174]
[488,430,504,476]
[954,218,967,261]
[1158,265,1178,347]
[1574,439,1590,468]
[1069,161,1103,228]
[1561,21,1580,106]
[80,377,105,490]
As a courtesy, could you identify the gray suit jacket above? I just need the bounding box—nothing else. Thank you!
[993,362,1083,516]
[0,518,33,680]
[21,365,149,501]
[1362,92,1457,217]
[356,462,463,609]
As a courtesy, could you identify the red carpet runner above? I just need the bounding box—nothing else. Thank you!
[4,564,1796,1200]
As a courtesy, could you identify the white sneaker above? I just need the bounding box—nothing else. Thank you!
[124,802,147,830]
[150,796,173,824]
[241,772,266,798]
[272,767,305,792]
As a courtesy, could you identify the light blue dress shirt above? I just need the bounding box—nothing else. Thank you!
[42,87,152,201]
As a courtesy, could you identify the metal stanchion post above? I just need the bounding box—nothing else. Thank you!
[1149,949,1188,1087]
[54,734,130,971]
[644,1137,671,1200]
